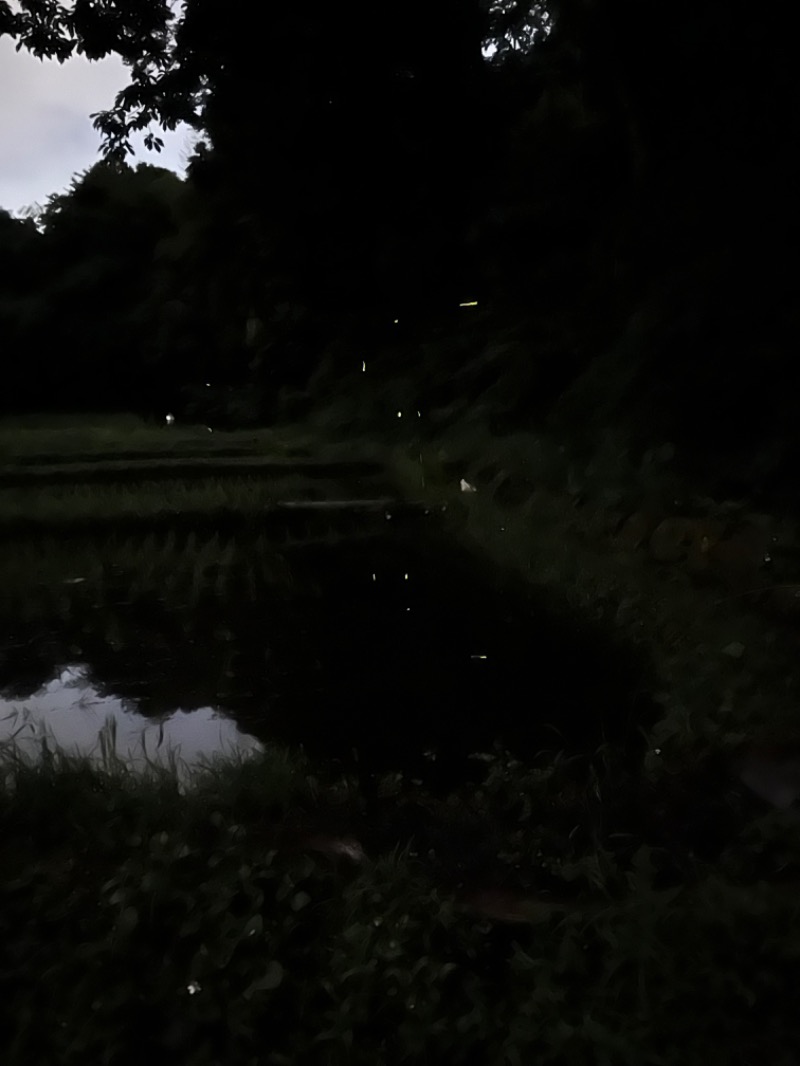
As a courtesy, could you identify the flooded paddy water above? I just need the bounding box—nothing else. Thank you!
[0,506,654,791]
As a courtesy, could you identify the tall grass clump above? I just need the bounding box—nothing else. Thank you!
[3,724,800,1064]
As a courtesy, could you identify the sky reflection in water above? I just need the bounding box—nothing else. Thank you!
[0,663,263,779]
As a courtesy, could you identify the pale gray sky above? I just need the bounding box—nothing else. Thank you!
[0,34,191,215]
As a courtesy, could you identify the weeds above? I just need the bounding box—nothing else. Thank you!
[3,728,800,1065]
[3,413,800,1061]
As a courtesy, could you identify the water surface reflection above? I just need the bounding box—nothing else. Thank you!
[0,521,655,786]
[0,663,262,779]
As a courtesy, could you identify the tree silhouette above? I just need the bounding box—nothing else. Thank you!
[1,162,190,414]
[2,2,496,396]
[2,0,799,482]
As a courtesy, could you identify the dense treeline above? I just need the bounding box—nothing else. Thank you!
[1,0,799,485]
[0,162,268,421]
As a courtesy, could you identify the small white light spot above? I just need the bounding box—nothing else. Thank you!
[406,607,411,612]
[385,513,392,520]
[362,361,366,372]
[165,413,175,425]
[205,382,211,387]
[417,410,421,418]
[470,655,488,660]
[460,478,477,493]
[397,411,402,418]
[654,748,662,755]
[187,981,202,995]
[206,426,213,433]
[459,300,478,307]
[404,573,408,580]
[372,573,376,581]
[393,318,399,324]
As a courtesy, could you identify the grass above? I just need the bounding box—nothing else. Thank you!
[387,424,800,766]
[5,410,800,1061]
[0,413,397,532]
[0,475,334,525]
[3,724,800,1065]
[0,474,401,535]
[0,476,274,520]
[0,412,384,466]
[0,413,297,461]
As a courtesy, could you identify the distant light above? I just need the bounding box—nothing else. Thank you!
[460,478,477,493]
[362,361,366,372]
[205,382,211,387]
[393,319,399,324]
[404,573,408,580]
[417,410,421,418]
[372,573,376,581]
[459,300,478,308]
[165,413,175,425]
[206,426,213,433]
[397,411,402,418]
[470,655,488,660]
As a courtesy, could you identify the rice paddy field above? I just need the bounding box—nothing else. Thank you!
[3,413,800,1065]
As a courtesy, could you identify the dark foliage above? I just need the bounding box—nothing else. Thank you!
[1,0,798,492]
